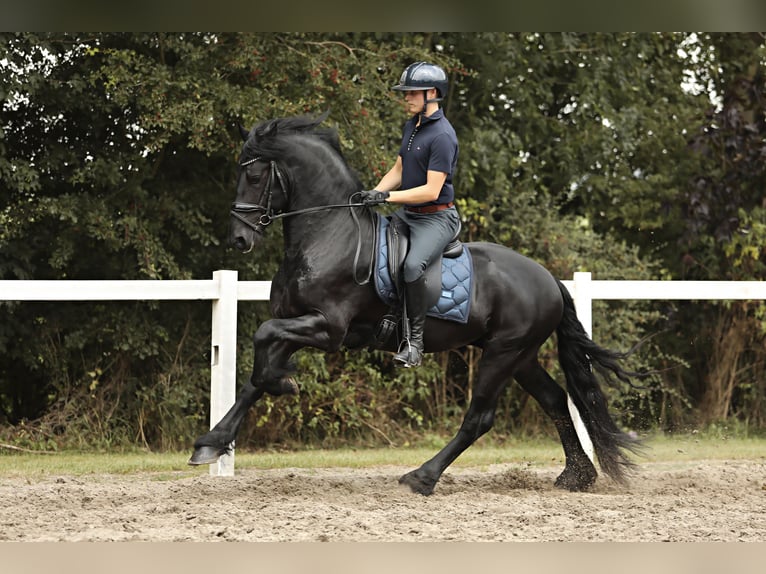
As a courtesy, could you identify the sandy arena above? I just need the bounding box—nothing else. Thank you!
[1,458,764,542]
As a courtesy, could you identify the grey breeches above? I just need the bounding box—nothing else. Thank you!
[394,206,461,284]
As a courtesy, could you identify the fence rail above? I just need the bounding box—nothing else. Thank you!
[2,271,764,475]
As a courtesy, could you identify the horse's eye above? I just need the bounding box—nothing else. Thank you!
[245,167,261,185]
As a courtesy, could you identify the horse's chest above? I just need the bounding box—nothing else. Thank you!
[270,266,319,317]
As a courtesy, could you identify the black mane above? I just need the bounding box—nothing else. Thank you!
[241,111,342,162]
[240,111,362,192]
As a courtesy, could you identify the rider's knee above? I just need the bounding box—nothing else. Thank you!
[403,261,427,284]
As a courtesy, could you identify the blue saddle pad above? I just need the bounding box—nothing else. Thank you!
[373,215,473,324]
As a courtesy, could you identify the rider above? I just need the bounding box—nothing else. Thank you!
[361,61,461,368]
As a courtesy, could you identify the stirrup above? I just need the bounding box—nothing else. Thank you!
[394,339,423,368]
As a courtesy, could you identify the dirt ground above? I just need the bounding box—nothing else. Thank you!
[1,459,764,542]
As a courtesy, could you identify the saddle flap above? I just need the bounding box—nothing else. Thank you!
[386,216,410,296]
[424,259,444,308]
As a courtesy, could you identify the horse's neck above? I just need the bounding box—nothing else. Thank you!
[280,151,365,266]
[281,195,368,264]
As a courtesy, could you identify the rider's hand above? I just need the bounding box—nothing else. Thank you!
[359,190,390,205]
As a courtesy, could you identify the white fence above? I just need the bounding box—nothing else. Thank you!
[2,270,765,475]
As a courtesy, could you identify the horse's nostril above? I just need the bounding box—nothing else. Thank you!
[232,237,247,251]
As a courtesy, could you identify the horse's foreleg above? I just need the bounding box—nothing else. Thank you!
[189,382,264,465]
[249,312,338,393]
[514,361,597,491]
[189,312,338,466]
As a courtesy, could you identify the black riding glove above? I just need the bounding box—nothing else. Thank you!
[360,190,390,205]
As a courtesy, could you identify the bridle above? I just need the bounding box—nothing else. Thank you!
[230,157,290,234]
[231,157,371,231]
[230,156,377,284]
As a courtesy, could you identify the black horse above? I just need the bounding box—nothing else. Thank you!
[189,113,641,495]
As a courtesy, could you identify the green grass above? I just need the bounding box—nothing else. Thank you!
[1,434,763,478]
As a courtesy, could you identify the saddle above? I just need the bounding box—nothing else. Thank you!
[373,215,473,347]
[386,215,464,306]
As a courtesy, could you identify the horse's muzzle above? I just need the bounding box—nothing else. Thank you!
[231,235,254,253]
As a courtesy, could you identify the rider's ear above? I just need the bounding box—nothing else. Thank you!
[238,124,250,141]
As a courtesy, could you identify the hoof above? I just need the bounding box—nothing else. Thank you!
[188,445,227,466]
[399,469,437,496]
[554,465,597,492]
[279,376,299,396]
[265,376,300,397]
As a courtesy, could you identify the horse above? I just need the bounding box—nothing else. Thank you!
[189,112,642,495]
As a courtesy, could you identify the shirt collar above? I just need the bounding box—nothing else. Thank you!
[410,108,444,126]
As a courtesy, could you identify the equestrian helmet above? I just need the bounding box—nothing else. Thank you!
[392,61,448,101]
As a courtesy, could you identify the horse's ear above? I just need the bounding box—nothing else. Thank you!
[256,120,278,139]
[316,109,331,125]
[238,124,250,141]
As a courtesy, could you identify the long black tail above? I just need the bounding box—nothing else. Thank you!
[555,279,643,484]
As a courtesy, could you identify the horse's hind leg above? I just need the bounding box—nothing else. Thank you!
[513,360,597,491]
[399,343,515,496]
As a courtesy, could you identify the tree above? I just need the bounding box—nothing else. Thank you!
[676,33,766,426]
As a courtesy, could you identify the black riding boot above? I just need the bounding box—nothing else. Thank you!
[394,276,429,368]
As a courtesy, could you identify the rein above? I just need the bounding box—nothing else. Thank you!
[231,157,377,285]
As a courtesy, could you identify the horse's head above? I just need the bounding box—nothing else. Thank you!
[229,154,289,253]
[228,112,360,253]
[228,120,292,253]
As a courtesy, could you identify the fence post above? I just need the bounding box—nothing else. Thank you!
[209,270,238,476]
[572,271,593,338]
[568,271,595,464]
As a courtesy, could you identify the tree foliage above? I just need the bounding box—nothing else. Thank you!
[1,32,765,450]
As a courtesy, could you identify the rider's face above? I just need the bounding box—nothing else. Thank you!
[403,90,426,113]
[404,89,436,114]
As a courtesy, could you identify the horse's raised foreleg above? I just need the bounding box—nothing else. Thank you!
[399,344,513,495]
[189,311,339,466]
[513,360,597,491]
[248,312,339,393]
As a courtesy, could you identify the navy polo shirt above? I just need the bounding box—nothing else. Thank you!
[398,109,458,206]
